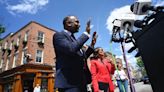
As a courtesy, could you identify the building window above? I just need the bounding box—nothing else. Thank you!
[36,50,43,63]
[7,42,12,55]
[23,31,29,47]
[0,58,3,68]
[4,83,13,92]
[41,78,48,92]
[37,31,44,43]
[5,57,10,70]
[22,49,27,64]
[17,35,21,46]
[9,42,12,50]
[13,53,18,68]
[4,41,8,49]
[11,40,14,47]
[24,31,29,42]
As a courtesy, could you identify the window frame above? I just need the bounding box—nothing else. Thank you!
[35,50,43,63]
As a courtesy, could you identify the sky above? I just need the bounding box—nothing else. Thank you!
[0,0,164,68]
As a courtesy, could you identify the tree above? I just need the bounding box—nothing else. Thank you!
[0,24,5,42]
[136,57,147,77]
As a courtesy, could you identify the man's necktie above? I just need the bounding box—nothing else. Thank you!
[71,34,76,40]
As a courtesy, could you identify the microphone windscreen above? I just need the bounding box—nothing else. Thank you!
[130,4,134,12]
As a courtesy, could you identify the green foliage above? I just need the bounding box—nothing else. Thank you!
[136,57,144,67]
[13,42,17,45]
[136,57,147,76]
[0,24,5,34]
[0,24,5,42]
[0,39,2,44]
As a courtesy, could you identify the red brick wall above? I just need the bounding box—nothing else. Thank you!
[27,22,56,65]
[0,21,56,72]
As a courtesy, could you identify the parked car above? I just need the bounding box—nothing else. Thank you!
[142,76,150,84]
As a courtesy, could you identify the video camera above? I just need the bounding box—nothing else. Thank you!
[111,14,139,57]
[130,1,164,92]
[131,0,164,15]
[111,1,164,91]
[131,0,164,28]
[130,0,151,15]
[111,14,135,42]
[111,0,164,57]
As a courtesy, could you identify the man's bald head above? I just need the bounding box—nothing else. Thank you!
[63,15,80,33]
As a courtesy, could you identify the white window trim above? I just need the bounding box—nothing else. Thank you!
[41,51,44,64]
[21,48,28,65]
[5,57,10,70]
[12,52,19,68]
[24,31,29,42]
[0,59,3,68]
[35,50,44,63]
[17,35,21,46]
[21,51,24,65]
[9,43,12,50]
[4,42,8,49]
[42,33,45,43]
[12,55,16,68]
[37,31,45,43]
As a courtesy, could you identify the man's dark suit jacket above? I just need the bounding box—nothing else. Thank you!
[53,31,94,88]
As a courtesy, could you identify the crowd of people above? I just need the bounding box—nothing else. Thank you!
[52,15,129,92]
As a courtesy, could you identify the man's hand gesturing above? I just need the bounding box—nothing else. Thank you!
[86,19,91,34]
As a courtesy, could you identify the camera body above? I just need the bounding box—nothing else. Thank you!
[131,0,151,15]
[113,14,135,31]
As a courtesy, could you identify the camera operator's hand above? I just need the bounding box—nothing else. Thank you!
[86,19,91,34]
[90,31,97,48]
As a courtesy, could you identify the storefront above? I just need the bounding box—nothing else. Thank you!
[0,64,54,92]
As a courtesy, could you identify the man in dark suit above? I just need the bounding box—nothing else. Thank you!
[53,15,97,92]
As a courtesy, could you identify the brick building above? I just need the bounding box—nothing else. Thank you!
[0,21,56,92]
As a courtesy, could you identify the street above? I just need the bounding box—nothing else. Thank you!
[114,82,153,92]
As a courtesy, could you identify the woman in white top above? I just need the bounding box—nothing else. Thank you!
[114,58,128,92]
[33,84,41,92]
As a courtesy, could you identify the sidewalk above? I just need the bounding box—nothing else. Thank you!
[114,82,153,92]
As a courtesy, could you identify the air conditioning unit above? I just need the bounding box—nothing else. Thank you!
[37,39,44,45]
[23,38,27,43]
[25,53,31,58]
